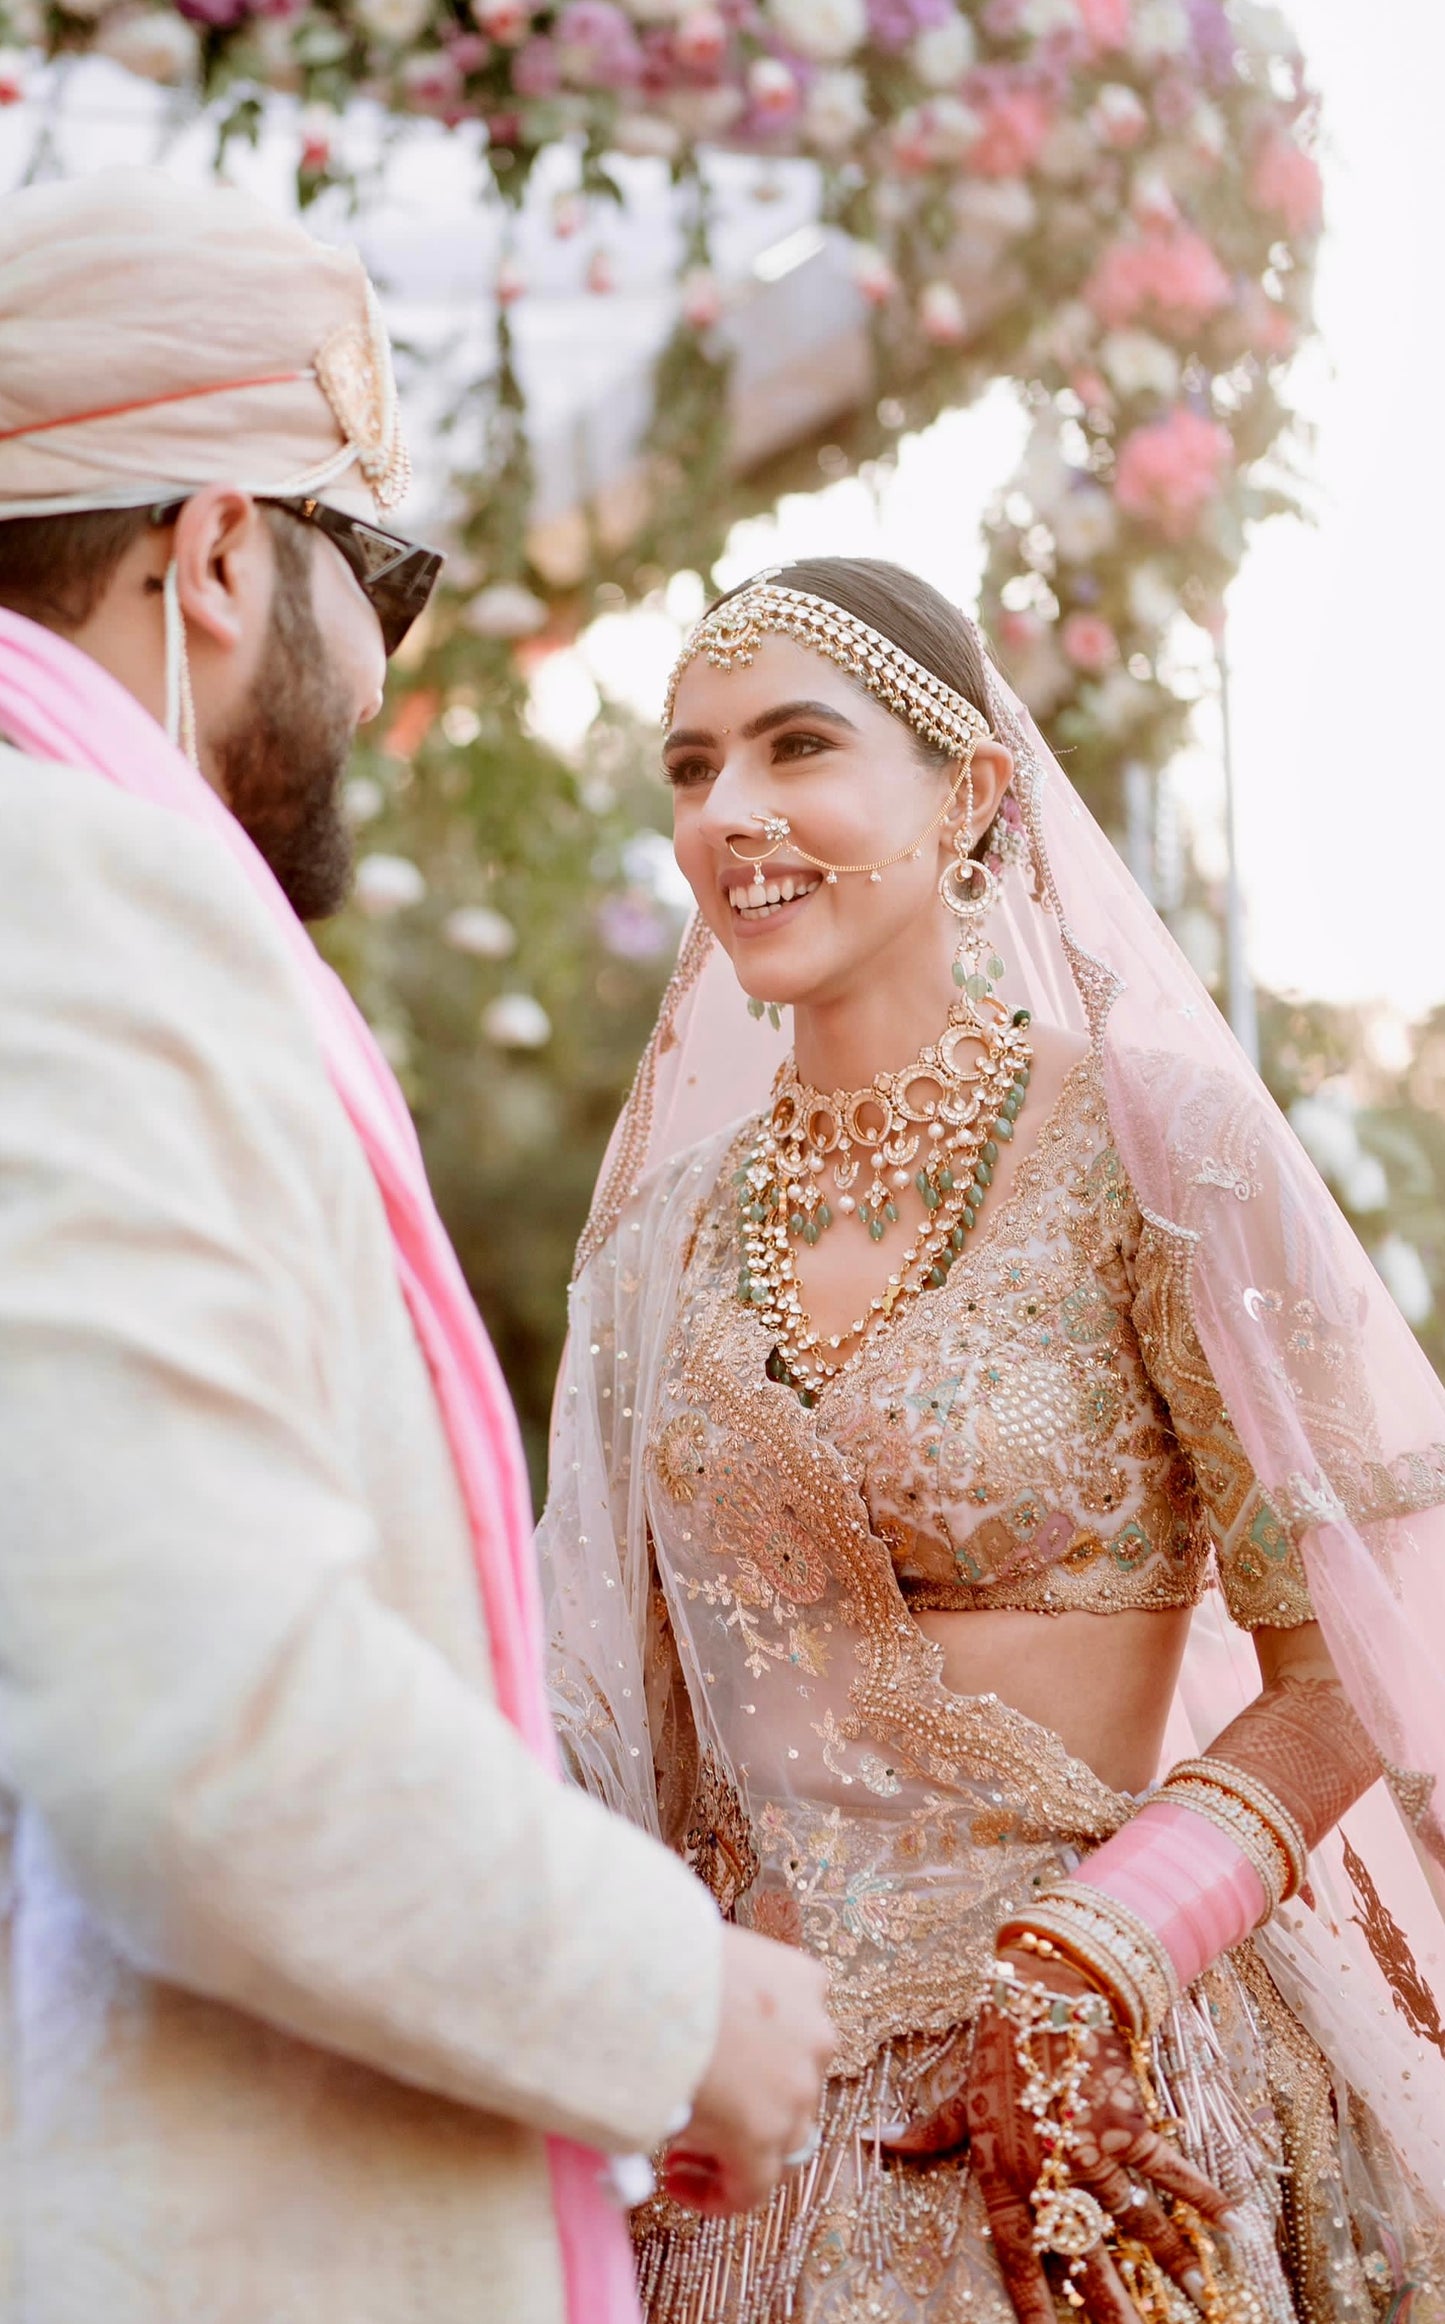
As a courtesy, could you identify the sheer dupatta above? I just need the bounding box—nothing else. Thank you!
[542,638,1445,2186]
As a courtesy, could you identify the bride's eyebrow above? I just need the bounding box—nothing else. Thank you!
[663,700,860,753]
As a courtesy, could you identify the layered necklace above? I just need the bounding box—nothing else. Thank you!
[736,994,1034,1403]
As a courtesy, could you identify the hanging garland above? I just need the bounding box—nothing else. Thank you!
[6,0,1319,833]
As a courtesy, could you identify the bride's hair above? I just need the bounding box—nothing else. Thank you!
[714,556,992,739]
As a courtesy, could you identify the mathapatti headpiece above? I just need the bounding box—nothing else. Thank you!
[664,579,993,759]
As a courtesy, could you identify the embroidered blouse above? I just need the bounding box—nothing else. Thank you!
[686,1053,1315,1632]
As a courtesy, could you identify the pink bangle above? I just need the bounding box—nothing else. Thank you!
[1069,1798,1268,1993]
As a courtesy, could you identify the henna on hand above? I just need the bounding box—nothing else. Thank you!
[1205,1674,1380,1850]
[884,1955,1229,2324]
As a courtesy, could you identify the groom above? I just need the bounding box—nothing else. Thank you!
[0,170,832,2322]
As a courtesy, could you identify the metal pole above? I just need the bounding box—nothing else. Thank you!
[1217,625,1260,1069]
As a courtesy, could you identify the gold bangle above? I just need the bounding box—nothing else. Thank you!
[1158,1778,1288,1914]
[1163,1757,1309,1901]
[1026,1885,1181,2036]
[998,1898,1166,2039]
[994,1916,1145,2035]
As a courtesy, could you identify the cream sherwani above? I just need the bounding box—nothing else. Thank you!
[0,739,721,2323]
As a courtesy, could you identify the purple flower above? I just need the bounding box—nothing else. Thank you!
[865,0,950,54]
[554,0,642,86]
[1187,0,1235,85]
[596,891,671,961]
[175,0,255,28]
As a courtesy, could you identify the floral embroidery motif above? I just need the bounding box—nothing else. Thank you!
[655,1412,707,1504]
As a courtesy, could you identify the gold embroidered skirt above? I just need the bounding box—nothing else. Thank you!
[632,1944,1445,2324]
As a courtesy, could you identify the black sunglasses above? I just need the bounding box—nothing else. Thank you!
[151,495,444,657]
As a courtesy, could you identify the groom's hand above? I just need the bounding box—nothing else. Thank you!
[660,1924,834,2217]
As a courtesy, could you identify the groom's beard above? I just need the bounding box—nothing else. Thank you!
[217,522,359,923]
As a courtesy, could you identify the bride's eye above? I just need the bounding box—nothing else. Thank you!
[664,757,715,789]
[773,731,830,761]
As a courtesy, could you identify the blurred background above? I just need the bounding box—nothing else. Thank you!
[4,0,1440,1487]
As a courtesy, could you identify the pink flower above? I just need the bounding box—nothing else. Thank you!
[0,51,25,103]
[1061,611,1119,673]
[968,86,1052,178]
[446,29,492,68]
[586,248,618,294]
[472,0,529,39]
[1083,225,1231,333]
[853,241,899,305]
[1113,406,1233,541]
[681,265,723,327]
[747,54,801,120]
[918,280,967,344]
[511,33,559,91]
[1076,0,1128,49]
[399,49,463,109]
[1249,130,1323,239]
[1070,366,1112,411]
[674,4,728,68]
[997,607,1045,653]
[1233,282,1296,361]
[495,256,527,305]
[553,0,642,87]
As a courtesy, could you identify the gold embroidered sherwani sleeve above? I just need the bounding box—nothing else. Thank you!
[1128,1212,1316,1629]
[0,758,720,2156]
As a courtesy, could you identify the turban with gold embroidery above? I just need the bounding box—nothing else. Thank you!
[0,166,408,523]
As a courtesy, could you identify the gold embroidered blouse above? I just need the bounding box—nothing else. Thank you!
[707,1054,1315,1631]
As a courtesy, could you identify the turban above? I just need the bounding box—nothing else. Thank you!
[0,167,409,523]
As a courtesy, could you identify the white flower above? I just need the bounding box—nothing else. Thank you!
[1373,1234,1434,1327]
[611,111,683,156]
[680,265,724,328]
[908,7,974,87]
[344,776,386,825]
[1129,0,1190,59]
[1100,328,1181,401]
[1340,1152,1389,1215]
[355,853,427,917]
[804,65,869,151]
[851,241,899,305]
[463,582,548,638]
[483,993,552,1049]
[766,0,866,64]
[673,1,727,63]
[918,280,967,345]
[1187,98,1227,164]
[357,0,431,41]
[1028,298,1095,370]
[1088,667,1153,737]
[1126,562,1179,633]
[954,177,1036,238]
[1230,2,1297,57]
[1289,1092,1360,1183]
[94,8,199,79]
[1129,167,1179,228]
[1089,83,1148,149]
[444,905,517,959]
[1018,0,1078,32]
[1050,483,1117,564]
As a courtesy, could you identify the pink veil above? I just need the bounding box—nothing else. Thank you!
[557,632,1445,2172]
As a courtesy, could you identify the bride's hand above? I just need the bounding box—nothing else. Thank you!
[883,1951,1231,2324]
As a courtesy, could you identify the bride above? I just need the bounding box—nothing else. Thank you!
[540,557,1445,2324]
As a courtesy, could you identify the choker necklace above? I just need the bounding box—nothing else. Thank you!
[735,995,1034,1401]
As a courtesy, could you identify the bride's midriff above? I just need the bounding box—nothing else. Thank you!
[915,1602,1195,1794]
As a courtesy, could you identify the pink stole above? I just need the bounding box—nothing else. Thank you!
[0,607,640,2324]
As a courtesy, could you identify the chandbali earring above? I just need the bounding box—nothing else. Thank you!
[747,997,784,1029]
[940,754,1006,1005]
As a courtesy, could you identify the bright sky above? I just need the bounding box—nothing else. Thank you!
[545,0,1445,1021]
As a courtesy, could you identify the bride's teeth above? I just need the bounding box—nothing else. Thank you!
[764,882,781,905]
[779,877,795,901]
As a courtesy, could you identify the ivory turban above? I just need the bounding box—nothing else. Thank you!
[0,167,409,523]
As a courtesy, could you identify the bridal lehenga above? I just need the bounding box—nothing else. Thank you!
[540,598,1445,2324]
